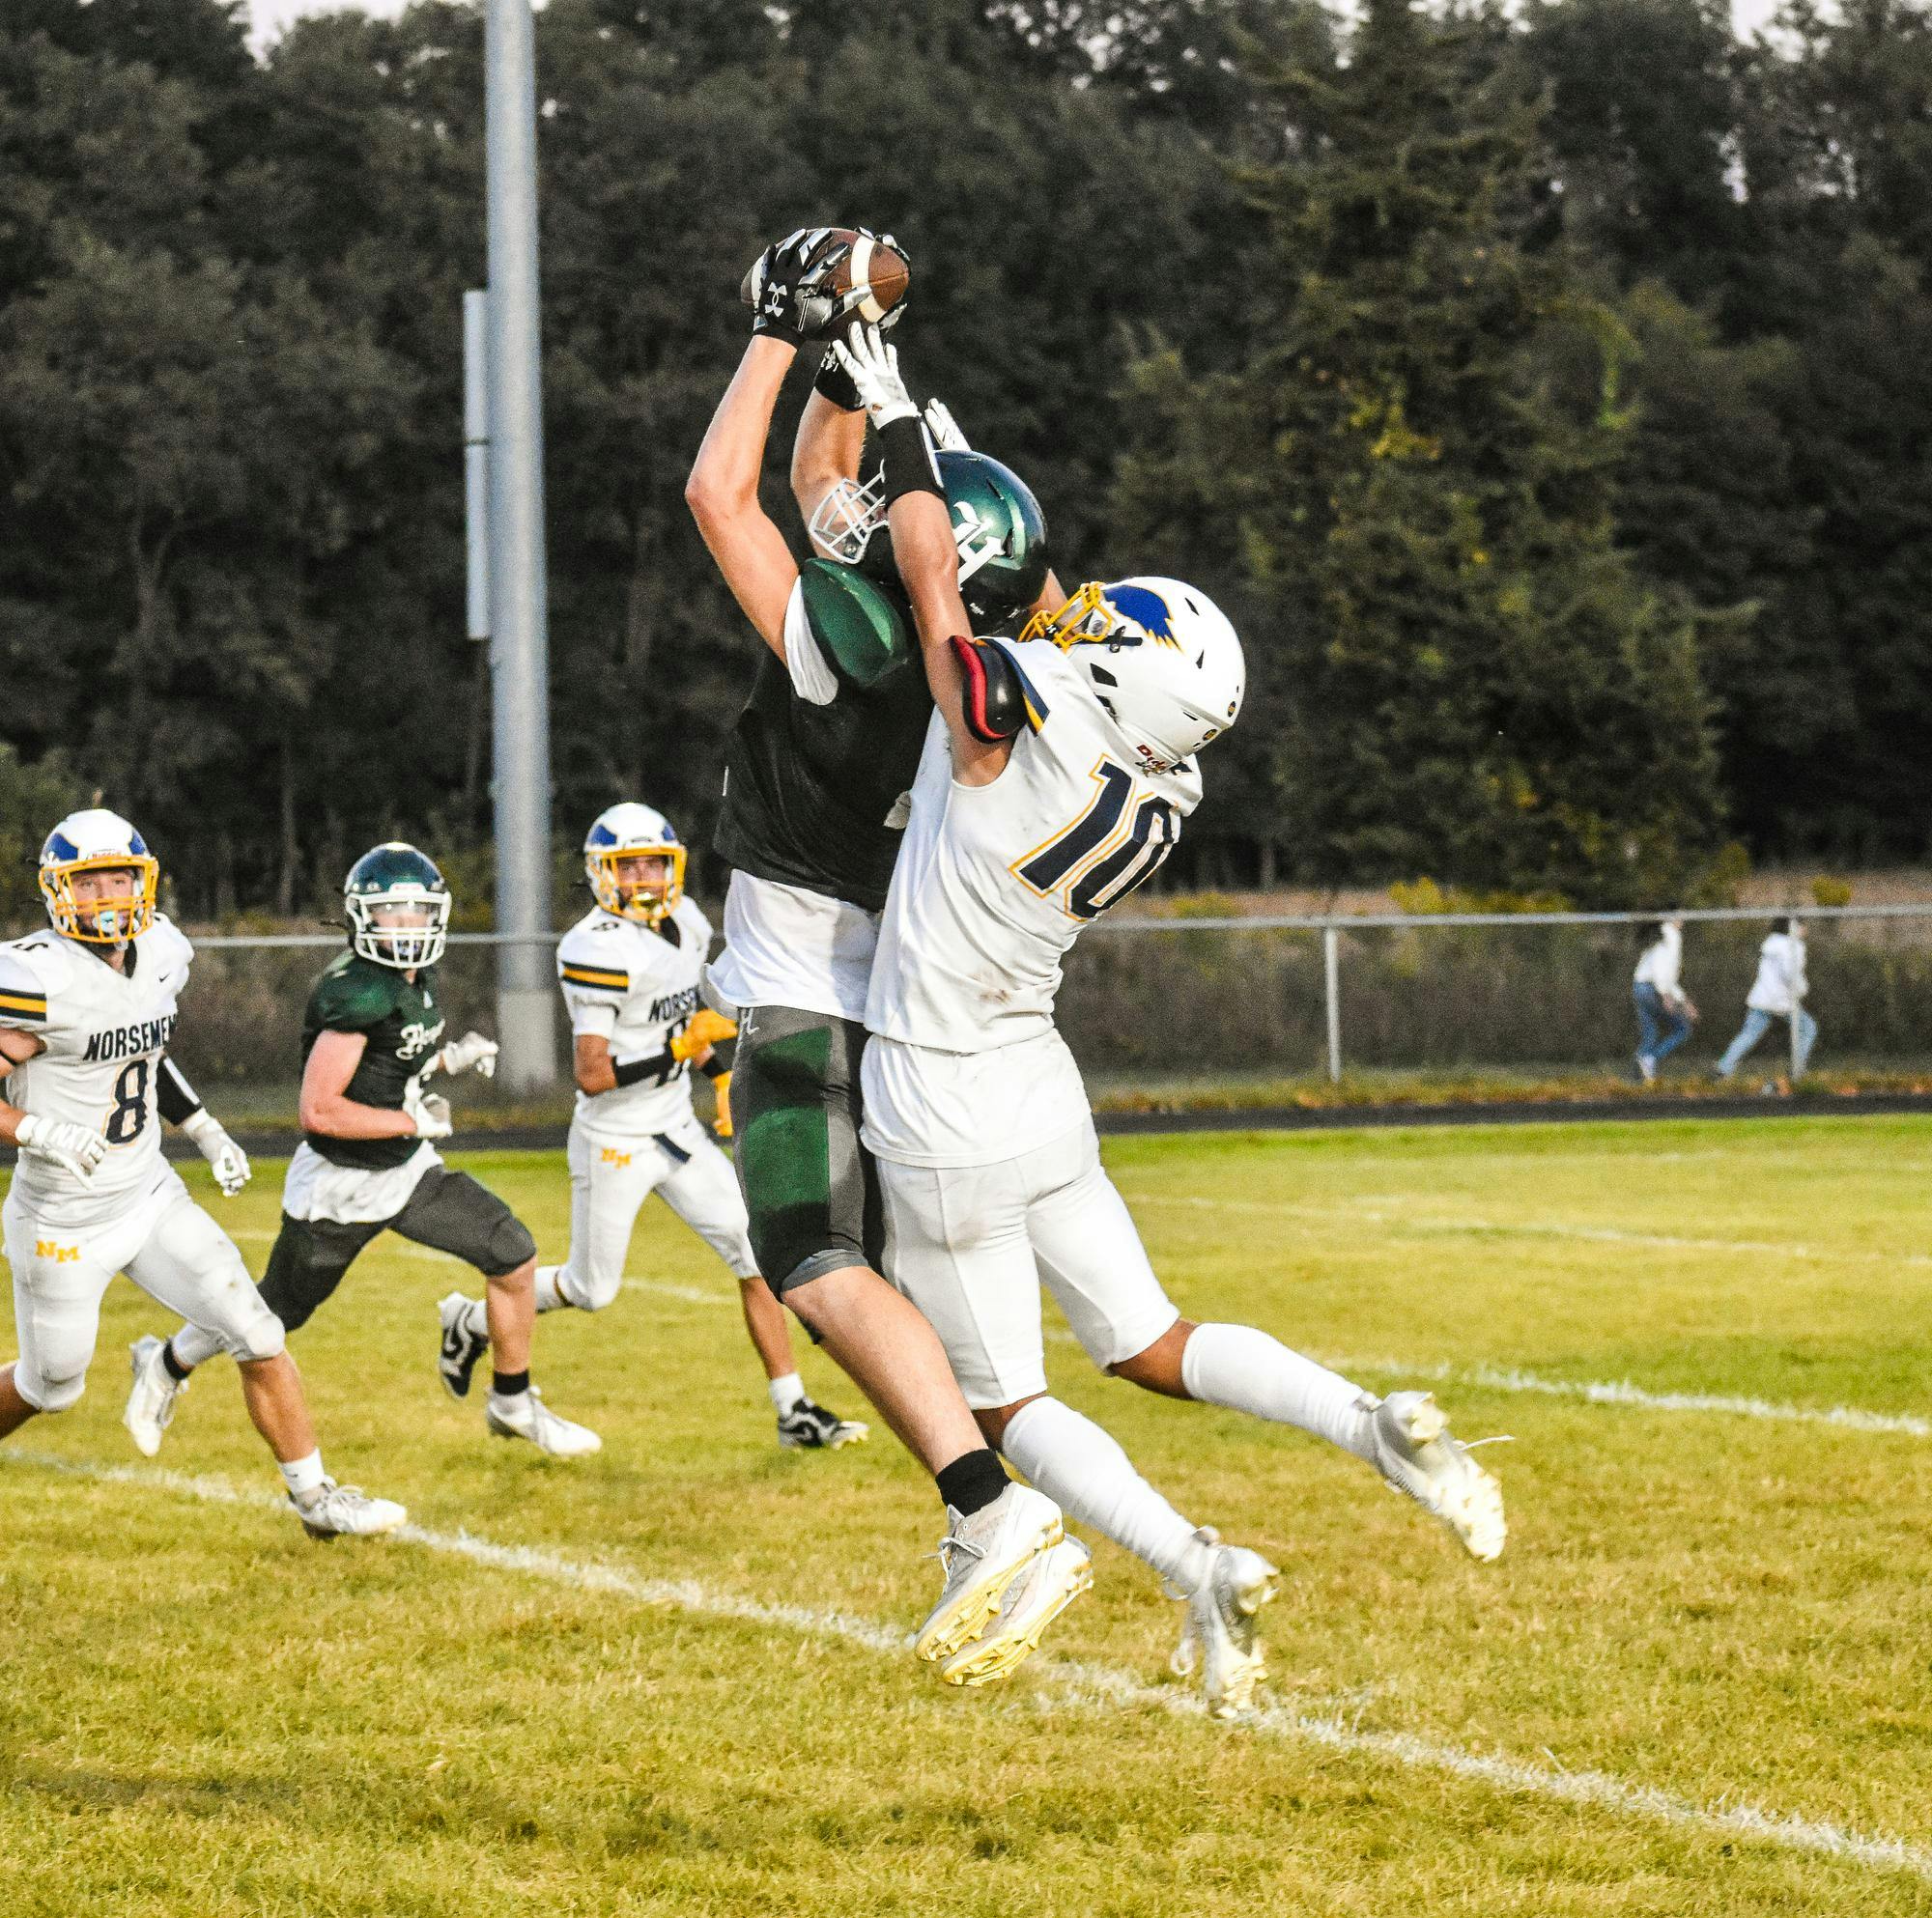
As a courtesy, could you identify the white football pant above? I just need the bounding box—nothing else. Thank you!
[3,1171,284,1412]
[554,1115,758,1310]
[875,1119,1179,1409]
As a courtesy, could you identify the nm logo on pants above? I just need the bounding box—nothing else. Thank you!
[36,1240,80,1263]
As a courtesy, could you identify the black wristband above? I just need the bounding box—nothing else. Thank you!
[812,346,864,413]
[879,414,943,506]
[699,1050,731,1080]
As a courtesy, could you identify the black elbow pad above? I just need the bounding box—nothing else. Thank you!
[951,636,1049,743]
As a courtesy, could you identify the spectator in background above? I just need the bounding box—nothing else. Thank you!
[1632,917,1696,1083]
[1715,917,1816,1084]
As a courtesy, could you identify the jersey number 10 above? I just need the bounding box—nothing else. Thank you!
[1013,758,1180,921]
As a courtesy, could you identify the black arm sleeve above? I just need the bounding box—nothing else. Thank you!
[611,1050,675,1089]
[157,1057,204,1126]
[878,414,943,505]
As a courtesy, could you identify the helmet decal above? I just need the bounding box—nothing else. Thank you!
[1104,582,1179,647]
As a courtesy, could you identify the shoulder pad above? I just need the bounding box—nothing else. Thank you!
[799,558,915,691]
[146,914,194,971]
[951,636,1049,743]
[678,897,714,950]
[312,955,401,1031]
[0,944,50,1030]
[556,925,631,997]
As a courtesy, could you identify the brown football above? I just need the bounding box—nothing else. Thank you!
[738,228,912,330]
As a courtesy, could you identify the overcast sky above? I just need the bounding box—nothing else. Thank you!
[244,0,1788,52]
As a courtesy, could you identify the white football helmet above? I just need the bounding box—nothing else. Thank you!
[40,808,159,945]
[584,802,685,926]
[1022,578,1245,772]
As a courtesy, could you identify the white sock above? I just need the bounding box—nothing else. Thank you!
[767,1371,806,1415]
[1180,1321,1378,1462]
[1002,1396,1209,1594]
[278,1450,326,1499]
[171,1321,225,1370]
[460,1295,492,1342]
[533,1266,569,1313]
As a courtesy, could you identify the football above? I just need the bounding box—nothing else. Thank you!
[739,227,912,333]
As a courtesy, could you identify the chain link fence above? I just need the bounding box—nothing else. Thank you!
[132,905,1932,1118]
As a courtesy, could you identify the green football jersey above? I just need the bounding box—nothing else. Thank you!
[713,559,933,914]
[299,949,447,1170]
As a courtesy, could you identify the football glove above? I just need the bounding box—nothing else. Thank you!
[669,1008,740,1063]
[712,1070,733,1141]
[14,1114,106,1182]
[748,227,852,343]
[182,1109,250,1197]
[923,398,970,452]
[832,321,918,428]
[405,1087,454,1142]
[432,1031,498,1080]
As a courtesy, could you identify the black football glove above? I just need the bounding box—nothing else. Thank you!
[749,226,912,348]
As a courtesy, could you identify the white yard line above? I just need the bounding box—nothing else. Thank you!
[1123,1189,1932,1269]
[1328,1356,1932,1438]
[12,1450,1932,1888]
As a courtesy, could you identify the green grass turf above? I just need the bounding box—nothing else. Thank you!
[4,1115,1931,1915]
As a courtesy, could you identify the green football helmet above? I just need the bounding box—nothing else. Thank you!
[811,448,1049,630]
[345,842,450,970]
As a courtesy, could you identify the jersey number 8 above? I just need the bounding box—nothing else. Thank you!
[1013,757,1180,921]
[105,1058,149,1146]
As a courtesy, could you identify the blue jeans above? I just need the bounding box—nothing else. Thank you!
[1634,983,1691,1068]
[1716,1006,1818,1078]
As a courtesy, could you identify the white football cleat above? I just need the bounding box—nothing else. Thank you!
[290,1478,407,1539]
[1170,1527,1279,1720]
[940,1536,1092,1688]
[124,1335,186,1458]
[915,1482,1064,1667]
[485,1386,603,1458]
[1371,1390,1507,1562]
[437,1291,489,1400]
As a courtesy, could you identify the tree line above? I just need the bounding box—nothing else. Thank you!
[2,0,1928,919]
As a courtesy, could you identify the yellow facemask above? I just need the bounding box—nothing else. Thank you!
[586,843,687,926]
[41,855,159,945]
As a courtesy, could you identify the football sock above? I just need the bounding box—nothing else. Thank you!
[1180,1321,1378,1462]
[934,1447,1009,1519]
[1002,1396,1208,1594]
[533,1266,569,1313]
[170,1321,225,1370]
[160,1339,193,1383]
[767,1371,806,1415]
[459,1296,491,1342]
[491,1368,530,1401]
[278,1450,327,1499]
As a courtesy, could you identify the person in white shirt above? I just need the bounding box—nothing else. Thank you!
[836,321,1507,1717]
[1,808,404,1537]
[1631,917,1696,1083]
[438,804,867,1451]
[1716,917,1817,1081]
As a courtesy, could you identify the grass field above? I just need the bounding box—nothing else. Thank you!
[5,1115,1931,1916]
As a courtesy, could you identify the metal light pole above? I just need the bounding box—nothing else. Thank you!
[483,0,555,1091]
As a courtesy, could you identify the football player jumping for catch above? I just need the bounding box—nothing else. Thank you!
[436,802,868,1451]
[833,321,1508,1715]
[133,843,599,1459]
[0,810,404,1537]
[684,226,1091,1683]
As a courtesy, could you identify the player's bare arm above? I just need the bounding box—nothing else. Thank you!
[685,336,802,657]
[791,386,867,529]
[298,1030,422,1141]
[0,1025,47,1145]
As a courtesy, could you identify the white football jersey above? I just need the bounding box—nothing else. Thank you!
[0,916,196,1228]
[866,639,1202,1055]
[556,896,715,1136]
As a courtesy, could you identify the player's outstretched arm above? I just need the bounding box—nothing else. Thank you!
[686,338,800,658]
[791,382,867,532]
[832,323,1012,787]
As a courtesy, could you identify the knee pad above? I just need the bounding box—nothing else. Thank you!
[484,1215,538,1280]
[15,1358,84,1414]
[562,1261,622,1312]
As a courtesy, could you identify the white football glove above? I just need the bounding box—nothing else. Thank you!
[14,1114,107,1182]
[432,1031,498,1080]
[832,321,918,428]
[182,1109,250,1197]
[405,1087,454,1142]
[923,398,970,452]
